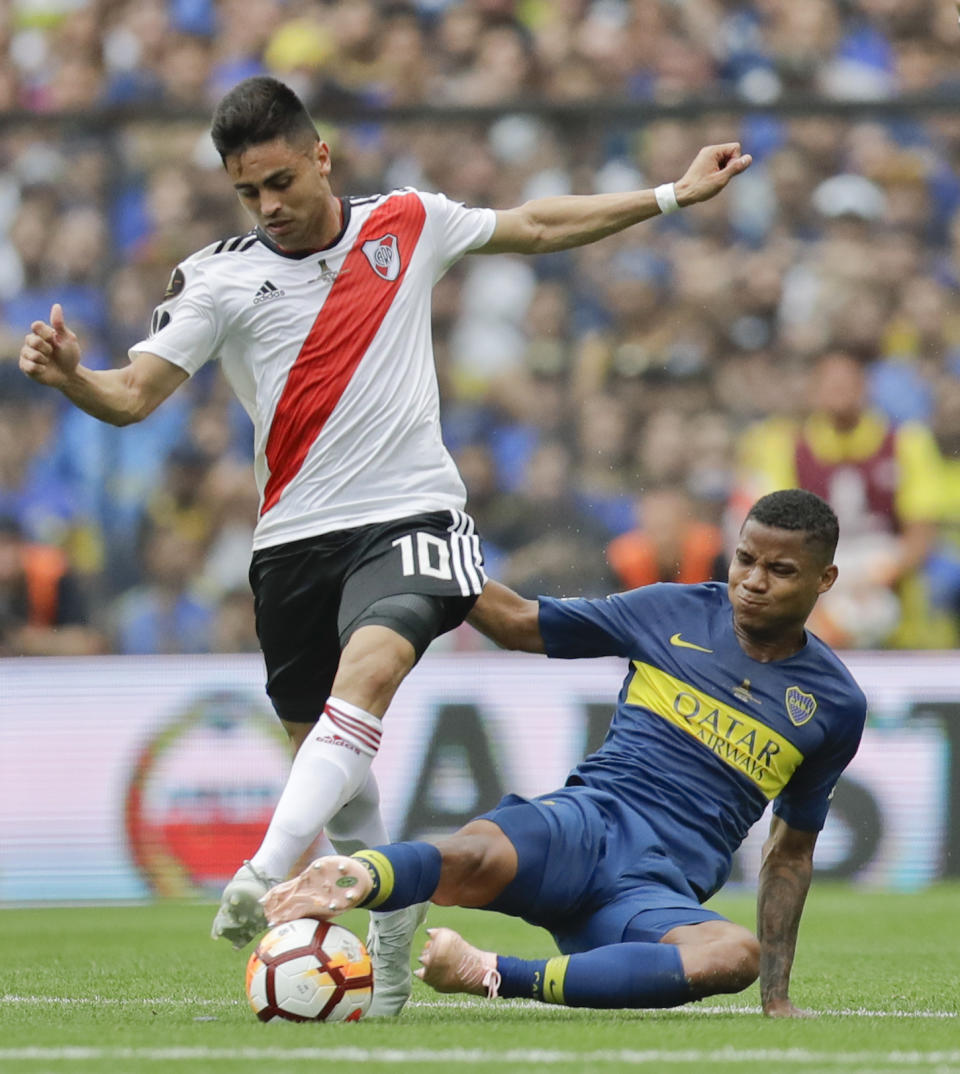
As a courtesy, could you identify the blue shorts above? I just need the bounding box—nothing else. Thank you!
[478,786,726,954]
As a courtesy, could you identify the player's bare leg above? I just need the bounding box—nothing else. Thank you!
[660,919,760,997]
[262,855,372,924]
[415,927,501,997]
[331,625,416,714]
[430,820,518,907]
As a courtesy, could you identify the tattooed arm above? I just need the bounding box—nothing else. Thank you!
[756,815,819,1018]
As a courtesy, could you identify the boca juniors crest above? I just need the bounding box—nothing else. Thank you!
[785,686,818,726]
[362,233,401,281]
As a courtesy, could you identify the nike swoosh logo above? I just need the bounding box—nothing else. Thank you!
[669,633,713,653]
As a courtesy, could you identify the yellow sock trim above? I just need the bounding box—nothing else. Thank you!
[542,955,569,1005]
[351,850,394,909]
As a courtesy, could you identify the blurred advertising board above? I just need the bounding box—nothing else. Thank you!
[0,651,955,902]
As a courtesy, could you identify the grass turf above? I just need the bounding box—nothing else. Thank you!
[0,884,958,1074]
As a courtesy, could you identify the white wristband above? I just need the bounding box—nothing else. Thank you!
[654,182,680,215]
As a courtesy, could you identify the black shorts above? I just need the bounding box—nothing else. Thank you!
[249,509,485,723]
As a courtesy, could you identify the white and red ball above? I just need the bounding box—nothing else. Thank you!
[245,918,373,1023]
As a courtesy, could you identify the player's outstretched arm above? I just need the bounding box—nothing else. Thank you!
[756,815,818,1018]
[20,304,188,425]
[467,580,545,653]
[479,142,752,255]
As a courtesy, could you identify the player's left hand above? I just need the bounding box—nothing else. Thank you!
[763,997,817,1018]
[674,143,752,206]
[260,855,372,925]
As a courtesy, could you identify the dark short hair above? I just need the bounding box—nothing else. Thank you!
[211,76,319,161]
[745,489,839,562]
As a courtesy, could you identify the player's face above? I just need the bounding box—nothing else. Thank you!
[226,136,336,251]
[727,520,837,644]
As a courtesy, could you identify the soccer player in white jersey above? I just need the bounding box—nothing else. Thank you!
[18,76,751,1016]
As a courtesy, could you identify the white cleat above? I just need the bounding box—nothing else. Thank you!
[415,927,501,998]
[366,901,430,1017]
[261,855,372,925]
[211,861,279,950]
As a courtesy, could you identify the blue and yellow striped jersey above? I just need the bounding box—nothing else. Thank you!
[538,581,867,901]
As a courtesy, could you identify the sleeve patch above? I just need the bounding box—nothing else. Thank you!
[163,267,185,300]
[150,309,171,335]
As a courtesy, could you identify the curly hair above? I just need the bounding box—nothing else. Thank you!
[745,489,839,563]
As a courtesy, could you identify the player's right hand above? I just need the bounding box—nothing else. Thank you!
[763,997,817,1019]
[19,303,82,388]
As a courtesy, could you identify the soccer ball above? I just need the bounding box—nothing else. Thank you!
[245,918,373,1023]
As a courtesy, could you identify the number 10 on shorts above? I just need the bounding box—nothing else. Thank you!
[392,533,452,580]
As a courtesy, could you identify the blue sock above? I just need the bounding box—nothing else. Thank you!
[351,842,442,911]
[497,942,691,1008]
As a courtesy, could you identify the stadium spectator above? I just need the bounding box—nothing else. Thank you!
[453,440,508,577]
[573,392,636,538]
[0,513,103,656]
[210,584,259,653]
[0,373,100,561]
[137,443,217,553]
[197,458,260,598]
[894,375,960,647]
[108,520,216,655]
[606,485,725,590]
[735,350,937,647]
[488,438,616,599]
[263,490,865,1019]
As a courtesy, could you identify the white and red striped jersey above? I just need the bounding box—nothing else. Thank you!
[131,189,496,550]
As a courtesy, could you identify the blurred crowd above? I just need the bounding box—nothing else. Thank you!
[2,0,960,654]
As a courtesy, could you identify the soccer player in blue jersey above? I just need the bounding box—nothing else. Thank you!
[262,489,866,1017]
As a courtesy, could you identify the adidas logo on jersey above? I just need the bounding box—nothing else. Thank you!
[253,279,285,305]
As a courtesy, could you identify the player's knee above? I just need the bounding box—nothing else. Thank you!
[432,823,514,907]
[682,926,760,997]
[335,627,415,705]
[728,933,761,990]
[432,833,491,896]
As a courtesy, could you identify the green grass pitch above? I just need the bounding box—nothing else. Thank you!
[1,884,958,1074]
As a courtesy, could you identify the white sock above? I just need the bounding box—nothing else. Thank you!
[250,697,382,881]
[326,770,390,856]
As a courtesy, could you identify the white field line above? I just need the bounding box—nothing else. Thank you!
[411,1001,960,1020]
[0,1046,959,1067]
[3,994,956,1019]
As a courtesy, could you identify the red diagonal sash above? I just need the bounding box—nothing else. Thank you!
[261,192,427,516]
